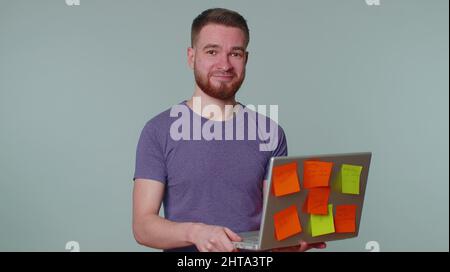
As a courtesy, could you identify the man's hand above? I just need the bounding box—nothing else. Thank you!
[189,223,242,252]
[270,241,327,252]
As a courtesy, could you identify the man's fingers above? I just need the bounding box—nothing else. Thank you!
[224,227,242,242]
[208,232,236,252]
[309,242,327,249]
[217,236,235,252]
[298,241,309,252]
[201,243,214,252]
[221,228,239,252]
[272,245,298,252]
[270,241,327,252]
[206,240,224,252]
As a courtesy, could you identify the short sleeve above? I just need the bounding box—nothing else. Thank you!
[264,125,288,180]
[133,122,167,184]
[271,125,288,157]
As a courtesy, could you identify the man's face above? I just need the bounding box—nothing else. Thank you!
[188,24,248,100]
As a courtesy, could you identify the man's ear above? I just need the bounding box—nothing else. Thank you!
[187,47,195,69]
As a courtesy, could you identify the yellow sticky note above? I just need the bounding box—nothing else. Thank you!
[336,164,363,195]
[310,204,335,237]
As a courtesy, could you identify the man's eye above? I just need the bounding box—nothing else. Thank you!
[206,50,217,55]
[231,52,243,58]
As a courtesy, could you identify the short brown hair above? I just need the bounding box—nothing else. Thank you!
[191,8,250,48]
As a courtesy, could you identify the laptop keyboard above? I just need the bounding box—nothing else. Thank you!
[243,234,259,242]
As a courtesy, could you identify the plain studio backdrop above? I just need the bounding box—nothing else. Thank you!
[0,0,448,251]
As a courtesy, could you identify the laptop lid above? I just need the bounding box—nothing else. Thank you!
[256,152,372,251]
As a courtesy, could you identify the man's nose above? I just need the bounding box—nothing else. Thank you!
[216,53,232,71]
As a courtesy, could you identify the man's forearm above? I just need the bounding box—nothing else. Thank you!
[133,214,199,250]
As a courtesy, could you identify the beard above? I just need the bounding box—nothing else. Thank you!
[194,66,245,100]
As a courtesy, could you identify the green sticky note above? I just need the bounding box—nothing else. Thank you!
[340,164,363,195]
[310,204,335,237]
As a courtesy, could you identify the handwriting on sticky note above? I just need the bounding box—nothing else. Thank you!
[272,161,300,197]
[274,205,302,241]
[335,205,357,233]
[341,164,363,195]
[303,161,333,188]
[303,187,330,215]
[310,204,335,237]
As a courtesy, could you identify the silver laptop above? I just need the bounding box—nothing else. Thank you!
[232,152,372,251]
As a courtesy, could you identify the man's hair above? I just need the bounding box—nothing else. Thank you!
[191,8,250,48]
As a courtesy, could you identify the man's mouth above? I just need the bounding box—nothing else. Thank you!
[211,74,234,81]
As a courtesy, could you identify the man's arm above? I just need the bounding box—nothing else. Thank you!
[132,179,194,249]
[132,179,241,251]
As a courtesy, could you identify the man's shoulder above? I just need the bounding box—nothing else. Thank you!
[141,102,185,134]
[239,103,285,132]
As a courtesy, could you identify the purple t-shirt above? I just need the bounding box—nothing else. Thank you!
[133,101,287,251]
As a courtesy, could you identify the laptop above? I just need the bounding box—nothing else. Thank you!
[232,152,372,251]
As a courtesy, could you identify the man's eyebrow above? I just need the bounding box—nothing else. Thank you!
[231,46,246,52]
[202,44,221,50]
[201,44,246,52]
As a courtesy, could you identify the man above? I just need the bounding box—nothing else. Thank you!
[132,8,326,252]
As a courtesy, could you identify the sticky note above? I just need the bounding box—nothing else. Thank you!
[274,205,302,241]
[303,187,330,215]
[310,204,335,237]
[335,205,357,233]
[272,161,300,197]
[335,164,363,195]
[303,160,333,189]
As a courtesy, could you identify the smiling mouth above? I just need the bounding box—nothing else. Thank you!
[212,74,234,81]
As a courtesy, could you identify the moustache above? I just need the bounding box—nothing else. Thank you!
[210,72,235,77]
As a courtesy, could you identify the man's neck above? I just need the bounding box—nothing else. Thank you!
[186,87,238,121]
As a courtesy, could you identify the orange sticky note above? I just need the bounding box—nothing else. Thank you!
[303,187,331,215]
[272,161,300,197]
[274,205,302,241]
[303,160,333,188]
[334,205,357,233]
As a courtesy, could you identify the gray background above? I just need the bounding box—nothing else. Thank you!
[0,0,448,251]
